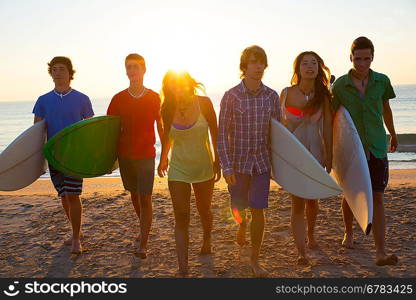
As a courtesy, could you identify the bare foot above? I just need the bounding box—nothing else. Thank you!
[200,238,212,255]
[307,237,319,249]
[135,247,147,259]
[236,223,248,247]
[341,233,354,249]
[238,246,251,263]
[376,254,398,266]
[64,238,73,246]
[249,261,268,278]
[133,235,141,248]
[178,265,189,277]
[177,270,189,278]
[133,235,147,259]
[297,256,309,265]
[71,239,83,255]
[64,232,84,246]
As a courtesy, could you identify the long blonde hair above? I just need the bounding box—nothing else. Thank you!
[160,70,205,130]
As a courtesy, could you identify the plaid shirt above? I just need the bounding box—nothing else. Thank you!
[218,81,280,176]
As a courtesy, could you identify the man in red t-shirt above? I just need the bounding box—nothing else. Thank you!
[107,53,163,258]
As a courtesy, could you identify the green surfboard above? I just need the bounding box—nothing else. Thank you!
[43,116,121,178]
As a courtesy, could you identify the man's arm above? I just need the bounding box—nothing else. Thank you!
[33,98,44,124]
[153,95,164,147]
[157,122,171,178]
[82,96,95,120]
[217,92,233,176]
[156,117,164,146]
[34,116,44,124]
[383,100,398,152]
[323,96,333,173]
[330,83,341,114]
[202,97,221,182]
[271,91,281,121]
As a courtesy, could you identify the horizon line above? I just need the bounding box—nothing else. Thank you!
[1,83,416,102]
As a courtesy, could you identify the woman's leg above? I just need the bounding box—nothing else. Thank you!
[305,199,319,248]
[168,181,192,276]
[136,194,152,257]
[192,178,214,254]
[290,195,308,264]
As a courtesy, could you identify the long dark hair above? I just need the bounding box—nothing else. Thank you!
[291,51,331,113]
[161,70,205,131]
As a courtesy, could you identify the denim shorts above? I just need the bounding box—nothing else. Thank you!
[228,170,271,210]
[118,157,155,195]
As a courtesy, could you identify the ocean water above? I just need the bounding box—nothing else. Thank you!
[1,85,416,178]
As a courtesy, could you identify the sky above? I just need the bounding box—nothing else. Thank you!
[0,0,415,101]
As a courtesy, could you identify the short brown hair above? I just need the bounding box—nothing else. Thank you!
[48,56,75,80]
[125,53,146,68]
[351,36,374,56]
[240,45,268,78]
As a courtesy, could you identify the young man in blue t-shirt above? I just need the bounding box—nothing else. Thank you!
[33,56,94,254]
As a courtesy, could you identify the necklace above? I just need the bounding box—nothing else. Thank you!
[177,96,195,119]
[351,71,369,88]
[178,106,187,118]
[53,88,72,99]
[128,86,146,98]
[298,86,314,101]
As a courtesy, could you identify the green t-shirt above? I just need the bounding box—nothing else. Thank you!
[331,69,396,158]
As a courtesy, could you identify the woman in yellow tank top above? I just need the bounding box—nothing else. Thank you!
[157,70,221,276]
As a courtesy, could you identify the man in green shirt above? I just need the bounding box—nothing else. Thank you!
[332,36,398,266]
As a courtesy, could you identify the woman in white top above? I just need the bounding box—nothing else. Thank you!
[280,51,333,265]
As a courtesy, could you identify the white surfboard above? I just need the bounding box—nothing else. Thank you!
[271,118,342,199]
[0,120,47,191]
[332,106,373,235]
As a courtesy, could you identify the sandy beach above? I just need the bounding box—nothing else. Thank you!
[0,170,415,278]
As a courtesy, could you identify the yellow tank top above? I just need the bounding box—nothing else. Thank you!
[168,114,214,183]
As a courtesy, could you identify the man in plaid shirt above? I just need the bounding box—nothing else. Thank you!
[218,45,280,277]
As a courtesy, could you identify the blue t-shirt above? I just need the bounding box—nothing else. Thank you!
[32,89,94,139]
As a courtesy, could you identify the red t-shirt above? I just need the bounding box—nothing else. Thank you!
[107,89,161,159]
